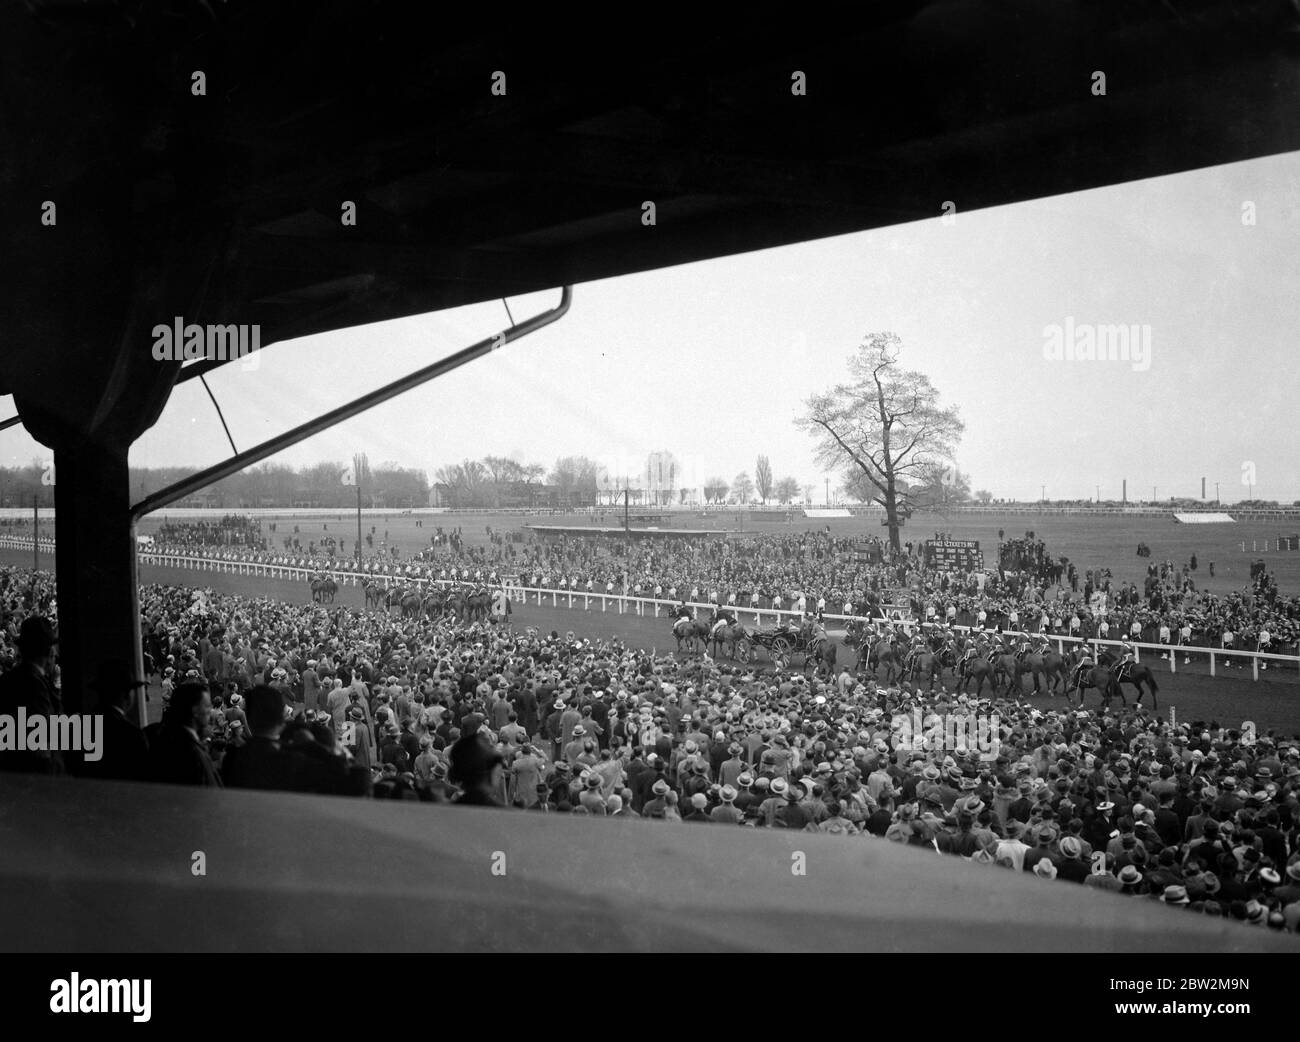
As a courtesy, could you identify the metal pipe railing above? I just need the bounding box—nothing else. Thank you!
[129,285,573,521]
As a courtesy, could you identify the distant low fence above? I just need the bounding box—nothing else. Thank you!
[0,535,56,553]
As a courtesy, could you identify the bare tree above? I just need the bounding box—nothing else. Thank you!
[975,488,993,505]
[703,476,729,503]
[755,455,774,503]
[796,332,964,551]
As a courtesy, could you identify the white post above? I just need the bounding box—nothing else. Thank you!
[1209,651,1216,677]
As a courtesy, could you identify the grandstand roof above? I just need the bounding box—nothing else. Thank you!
[4,2,1300,434]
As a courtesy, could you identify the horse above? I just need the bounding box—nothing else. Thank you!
[421,589,446,618]
[864,636,905,683]
[709,621,751,660]
[444,588,467,621]
[465,589,491,622]
[310,577,337,604]
[907,648,952,691]
[400,591,423,618]
[673,617,709,653]
[1097,652,1159,708]
[1067,661,1120,709]
[854,635,898,682]
[362,580,385,610]
[1023,648,1068,695]
[800,635,837,679]
[842,620,876,674]
[956,654,998,697]
[990,652,1027,694]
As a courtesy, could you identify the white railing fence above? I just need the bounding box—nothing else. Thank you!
[2,537,1291,681]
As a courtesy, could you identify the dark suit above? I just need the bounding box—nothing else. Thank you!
[148,724,222,787]
[220,735,298,791]
[0,662,64,774]
[81,707,150,782]
[512,688,539,734]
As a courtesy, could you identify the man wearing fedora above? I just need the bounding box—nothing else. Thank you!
[0,615,62,775]
[79,658,150,782]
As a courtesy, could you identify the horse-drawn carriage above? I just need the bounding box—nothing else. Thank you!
[744,626,796,668]
[670,613,835,674]
[738,623,834,672]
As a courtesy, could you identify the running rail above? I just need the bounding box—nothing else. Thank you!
[129,286,573,521]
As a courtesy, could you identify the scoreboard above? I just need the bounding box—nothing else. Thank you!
[924,539,983,570]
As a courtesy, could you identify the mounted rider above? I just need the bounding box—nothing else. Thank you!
[902,630,926,675]
[672,601,694,637]
[1070,643,1097,690]
[710,605,736,640]
[1115,638,1136,682]
[804,611,827,643]
[938,627,959,670]
[1016,632,1047,664]
[958,635,982,679]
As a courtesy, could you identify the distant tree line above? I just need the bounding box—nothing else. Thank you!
[127,460,431,509]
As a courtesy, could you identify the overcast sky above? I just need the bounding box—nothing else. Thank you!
[4,151,1298,503]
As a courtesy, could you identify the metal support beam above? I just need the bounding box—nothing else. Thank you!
[131,285,572,519]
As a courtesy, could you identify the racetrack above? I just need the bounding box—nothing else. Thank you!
[121,556,1300,737]
[7,543,1298,734]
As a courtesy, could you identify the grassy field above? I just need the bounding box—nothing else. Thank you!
[132,507,1300,596]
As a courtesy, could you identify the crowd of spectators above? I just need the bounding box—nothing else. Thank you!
[0,563,1297,933]
[141,524,1300,657]
[155,515,266,550]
